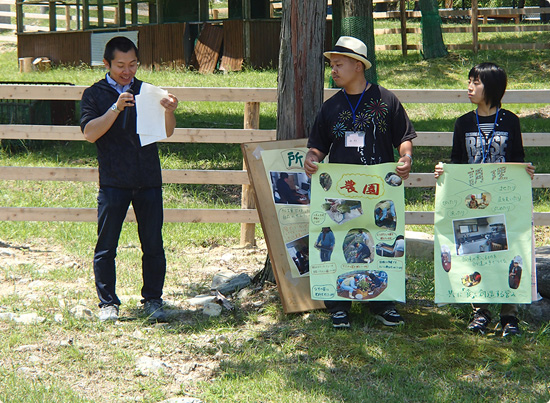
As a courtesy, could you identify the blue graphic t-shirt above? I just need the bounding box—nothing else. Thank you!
[307,84,416,165]
[451,109,525,164]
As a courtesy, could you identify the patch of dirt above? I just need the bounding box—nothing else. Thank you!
[0,238,269,301]
[0,237,277,401]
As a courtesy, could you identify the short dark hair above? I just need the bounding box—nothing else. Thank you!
[468,62,507,109]
[103,36,139,66]
[279,172,289,180]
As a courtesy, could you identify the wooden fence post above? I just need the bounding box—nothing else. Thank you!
[400,0,407,56]
[472,0,479,54]
[241,101,259,247]
[97,0,104,27]
[117,0,125,27]
[65,5,71,30]
[131,0,138,25]
[16,0,23,33]
[82,0,90,30]
[49,1,56,31]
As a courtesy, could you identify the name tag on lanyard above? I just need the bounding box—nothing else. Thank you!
[345,131,365,148]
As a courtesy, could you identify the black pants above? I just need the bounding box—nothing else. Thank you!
[93,186,166,307]
[324,300,396,315]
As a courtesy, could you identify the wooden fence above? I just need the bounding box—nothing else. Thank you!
[374,0,550,54]
[1,85,550,247]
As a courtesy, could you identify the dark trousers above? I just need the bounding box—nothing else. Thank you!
[93,186,166,307]
[324,300,396,315]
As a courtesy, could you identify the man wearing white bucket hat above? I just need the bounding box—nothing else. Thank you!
[305,36,416,329]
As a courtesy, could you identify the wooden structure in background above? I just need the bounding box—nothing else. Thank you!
[16,23,190,68]
[12,0,550,67]
[190,23,223,74]
[220,19,244,72]
[13,0,284,69]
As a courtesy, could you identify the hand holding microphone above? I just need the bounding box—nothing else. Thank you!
[120,88,135,129]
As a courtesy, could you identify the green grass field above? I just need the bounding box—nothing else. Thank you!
[0,25,550,402]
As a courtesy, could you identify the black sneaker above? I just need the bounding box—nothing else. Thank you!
[143,299,167,322]
[501,316,520,337]
[467,309,491,334]
[374,308,404,326]
[331,311,350,329]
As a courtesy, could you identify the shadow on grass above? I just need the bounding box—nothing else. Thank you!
[199,301,550,402]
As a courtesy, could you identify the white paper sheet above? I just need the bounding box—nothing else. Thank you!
[136,82,169,147]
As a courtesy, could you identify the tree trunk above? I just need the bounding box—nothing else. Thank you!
[419,0,448,59]
[276,0,327,140]
[331,0,378,84]
[255,0,327,286]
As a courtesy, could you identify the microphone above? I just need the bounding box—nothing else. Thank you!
[121,87,135,130]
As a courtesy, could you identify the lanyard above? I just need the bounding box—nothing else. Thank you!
[475,108,499,163]
[343,83,368,125]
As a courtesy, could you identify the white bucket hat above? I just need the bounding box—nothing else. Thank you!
[324,36,372,70]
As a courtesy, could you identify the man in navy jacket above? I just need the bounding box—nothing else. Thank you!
[80,36,178,322]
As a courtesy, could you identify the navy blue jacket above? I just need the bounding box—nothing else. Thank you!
[80,78,163,189]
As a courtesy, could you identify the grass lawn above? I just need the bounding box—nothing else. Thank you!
[0,25,550,403]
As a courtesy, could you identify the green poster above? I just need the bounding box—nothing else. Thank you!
[261,147,311,278]
[434,163,533,304]
[309,163,406,302]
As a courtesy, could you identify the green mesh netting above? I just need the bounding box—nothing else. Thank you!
[420,0,448,59]
[331,15,378,86]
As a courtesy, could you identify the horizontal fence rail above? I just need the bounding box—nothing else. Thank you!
[1,86,550,231]
[2,86,550,103]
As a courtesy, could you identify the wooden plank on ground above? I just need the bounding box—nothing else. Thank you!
[0,207,260,223]
[221,19,244,72]
[191,23,224,74]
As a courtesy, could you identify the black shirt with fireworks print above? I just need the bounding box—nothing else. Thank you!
[451,109,525,164]
[307,84,416,166]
